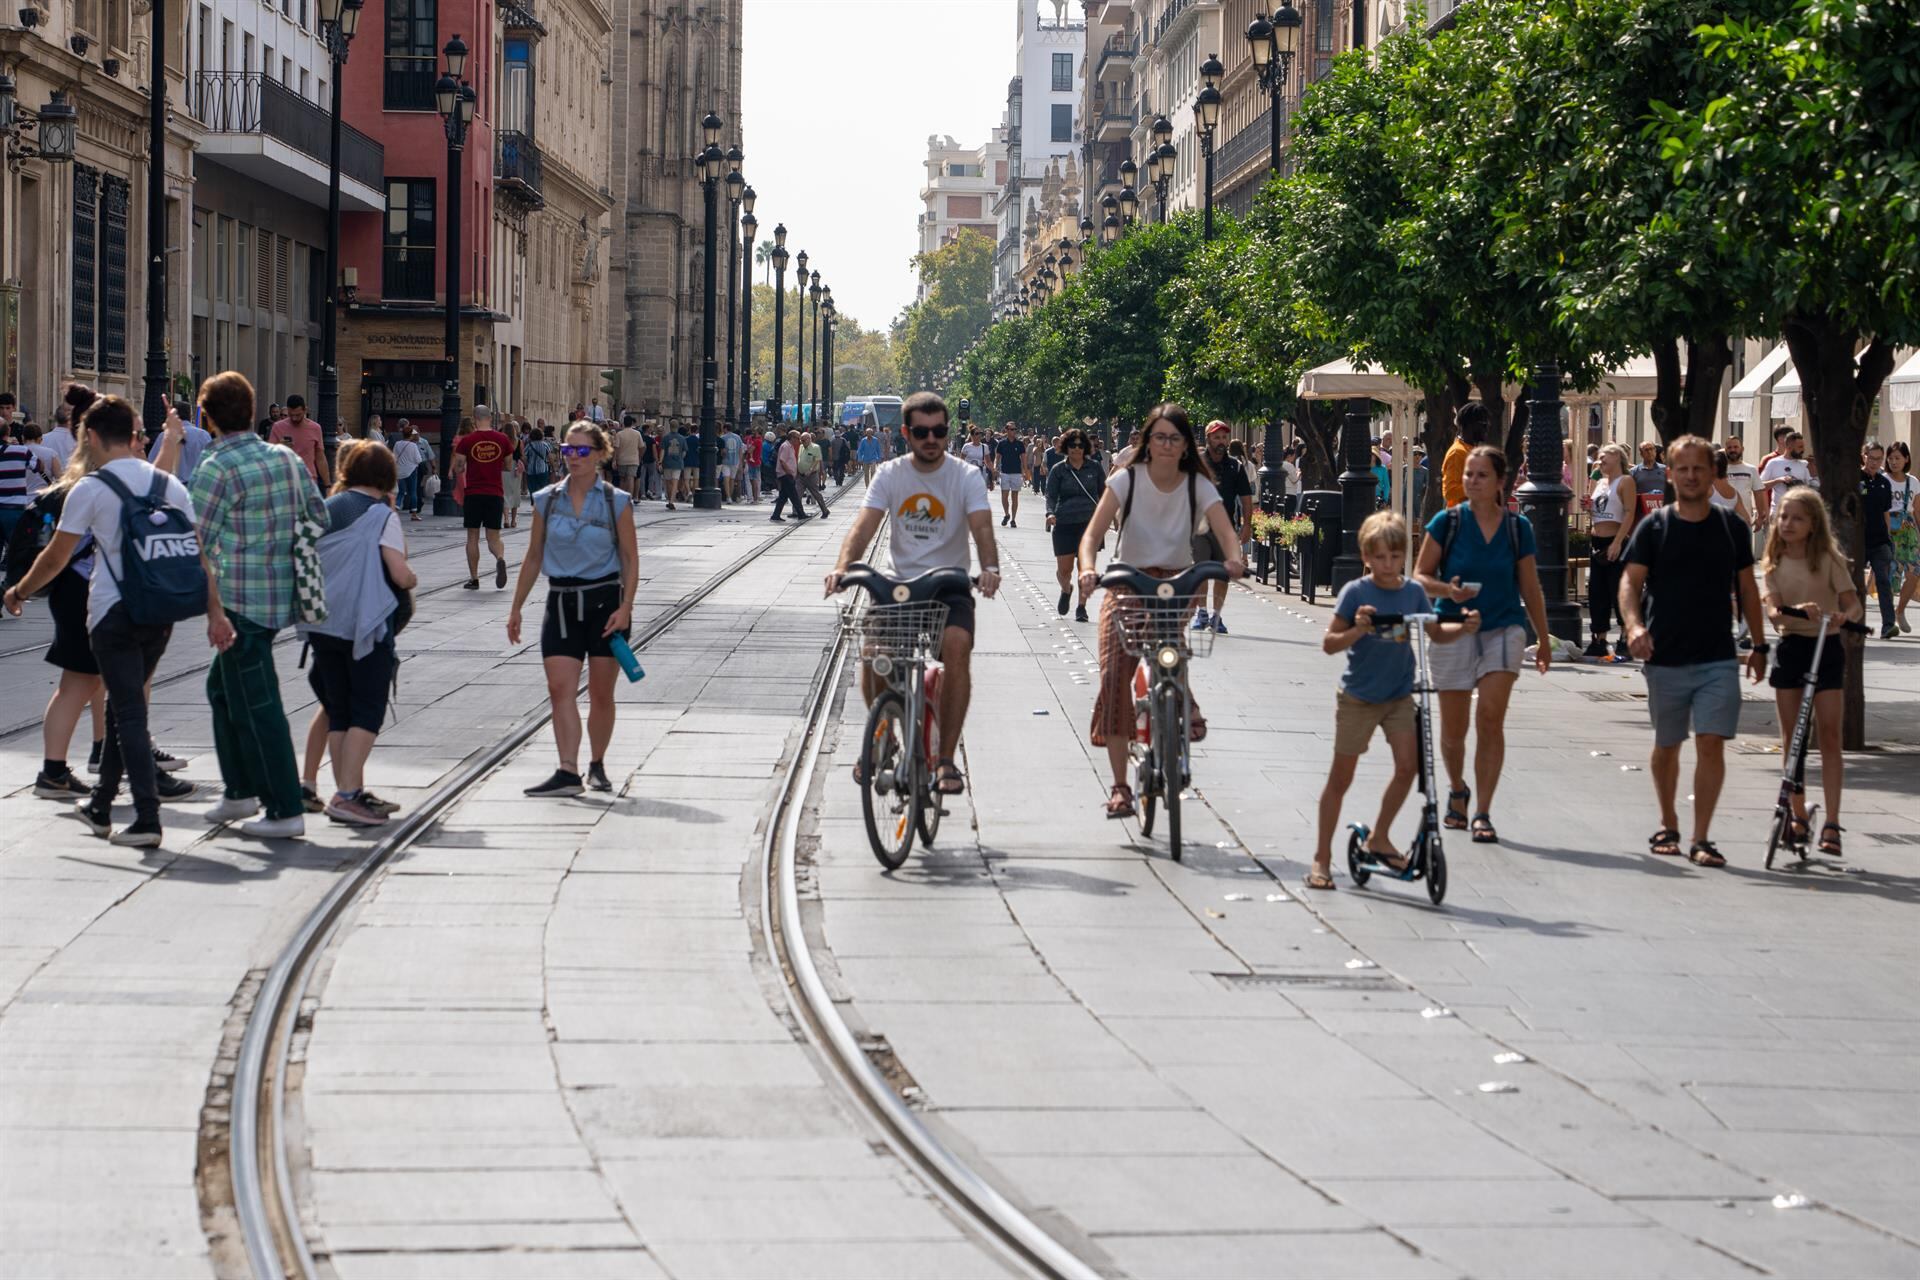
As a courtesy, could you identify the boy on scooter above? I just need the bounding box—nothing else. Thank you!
[1309,512,1478,891]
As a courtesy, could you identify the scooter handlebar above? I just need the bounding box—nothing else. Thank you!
[1776,605,1870,635]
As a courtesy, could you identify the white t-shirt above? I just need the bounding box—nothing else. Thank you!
[42,426,77,470]
[961,441,987,470]
[1725,460,1758,507]
[862,454,991,578]
[392,437,422,480]
[1109,467,1224,571]
[26,444,61,492]
[57,457,197,630]
[1759,455,1811,493]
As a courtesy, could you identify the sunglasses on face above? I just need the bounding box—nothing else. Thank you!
[910,425,949,440]
[559,444,595,459]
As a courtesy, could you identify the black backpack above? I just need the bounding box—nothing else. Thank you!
[91,468,209,626]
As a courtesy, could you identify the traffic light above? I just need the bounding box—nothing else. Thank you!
[599,369,622,407]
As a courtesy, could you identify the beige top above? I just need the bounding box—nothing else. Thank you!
[1763,550,1853,637]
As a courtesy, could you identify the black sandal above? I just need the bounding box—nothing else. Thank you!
[1648,828,1682,857]
[1688,840,1726,868]
[1105,783,1136,819]
[934,759,966,795]
[1444,787,1471,830]
[1470,813,1497,844]
[1817,823,1844,858]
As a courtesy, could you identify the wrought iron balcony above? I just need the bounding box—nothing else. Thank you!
[496,130,546,211]
[190,71,383,206]
[1096,34,1139,79]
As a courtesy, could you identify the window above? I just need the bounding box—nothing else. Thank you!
[1315,0,1334,80]
[501,37,531,136]
[1050,103,1072,143]
[385,0,437,110]
[242,31,252,73]
[100,176,128,374]
[263,44,274,79]
[383,179,436,301]
[70,166,99,370]
[1052,51,1073,92]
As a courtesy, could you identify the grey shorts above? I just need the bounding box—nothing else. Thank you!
[1429,624,1526,691]
[1643,660,1741,747]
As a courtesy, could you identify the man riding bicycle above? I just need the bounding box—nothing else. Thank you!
[826,391,1001,796]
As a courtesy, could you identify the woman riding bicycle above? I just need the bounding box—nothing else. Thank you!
[1077,403,1245,819]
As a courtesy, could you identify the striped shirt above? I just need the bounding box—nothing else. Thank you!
[0,443,52,507]
[189,432,328,630]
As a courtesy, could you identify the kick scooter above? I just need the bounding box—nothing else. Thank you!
[1765,605,1868,870]
[1345,611,1447,906]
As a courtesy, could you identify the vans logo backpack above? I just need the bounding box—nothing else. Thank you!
[92,468,209,626]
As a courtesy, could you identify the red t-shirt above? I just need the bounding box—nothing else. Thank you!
[269,417,325,479]
[455,429,513,497]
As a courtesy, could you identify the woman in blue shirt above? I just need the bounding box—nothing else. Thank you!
[1413,445,1552,845]
[507,422,639,797]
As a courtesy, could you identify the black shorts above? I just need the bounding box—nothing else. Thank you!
[45,569,99,675]
[306,634,397,734]
[541,579,628,661]
[933,582,975,638]
[1769,632,1845,693]
[462,494,505,529]
[1051,519,1089,558]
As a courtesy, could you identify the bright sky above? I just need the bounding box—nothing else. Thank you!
[741,0,1014,334]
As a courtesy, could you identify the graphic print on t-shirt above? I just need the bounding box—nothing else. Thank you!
[895,490,948,542]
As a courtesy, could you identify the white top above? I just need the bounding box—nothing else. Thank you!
[26,444,61,493]
[57,457,197,630]
[1709,487,1739,512]
[1759,455,1811,492]
[862,454,991,578]
[1725,460,1758,505]
[1590,474,1629,524]
[1108,467,1223,570]
[961,441,988,470]
[392,437,423,480]
[42,426,76,469]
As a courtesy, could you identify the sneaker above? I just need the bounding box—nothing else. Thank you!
[463,578,480,590]
[361,791,402,816]
[70,799,112,838]
[34,769,92,800]
[1613,641,1631,661]
[768,514,785,522]
[1001,514,1009,526]
[152,746,186,772]
[301,785,326,813]
[1057,590,1071,616]
[110,816,163,848]
[1211,614,1229,634]
[1009,517,1016,528]
[1882,625,1898,641]
[204,795,261,823]
[156,775,198,803]
[1582,638,1608,658]
[87,740,103,772]
[525,769,585,798]
[495,557,509,589]
[325,792,389,826]
[1190,608,1211,631]
[1075,603,1089,623]
[587,762,613,793]
[238,814,306,840]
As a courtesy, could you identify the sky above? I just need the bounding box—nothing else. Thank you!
[741,0,1016,335]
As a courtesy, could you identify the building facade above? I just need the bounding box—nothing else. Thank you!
[917,132,1007,290]
[991,0,1086,296]
[604,0,743,423]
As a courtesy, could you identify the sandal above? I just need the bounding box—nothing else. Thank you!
[1366,846,1410,873]
[1687,840,1726,868]
[1305,867,1337,890]
[1443,787,1470,830]
[1648,828,1682,857]
[934,759,966,795]
[1470,813,1497,844]
[1105,783,1136,819]
[1817,823,1844,858]
[1787,814,1811,845]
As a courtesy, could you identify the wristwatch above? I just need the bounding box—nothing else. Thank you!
[1751,642,1771,655]
[981,565,1000,575]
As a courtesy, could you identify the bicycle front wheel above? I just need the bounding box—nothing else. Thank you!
[860,693,918,870]
[1159,683,1185,862]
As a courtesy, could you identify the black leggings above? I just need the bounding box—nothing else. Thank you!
[1588,546,1622,644]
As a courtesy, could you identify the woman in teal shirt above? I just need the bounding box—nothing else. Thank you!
[1414,445,1552,845]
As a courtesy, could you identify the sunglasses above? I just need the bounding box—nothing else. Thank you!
[559,443,595,458]
[910,425,950,440]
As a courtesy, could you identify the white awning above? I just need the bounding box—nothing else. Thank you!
[1887,349,1920,415]
[1564,355,1660,405]
[1727,343,1794,423]
[1295,357,1420,404]
[1773,363,1805,422]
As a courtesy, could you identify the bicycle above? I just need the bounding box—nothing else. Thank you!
[1343,611,1448,905]
[835,562,970,869]
[1099,561,1230,862]
[1765,605,1869,870]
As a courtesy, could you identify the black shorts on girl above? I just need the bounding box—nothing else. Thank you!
[1769,632,1845,692]
[541,578,628,661]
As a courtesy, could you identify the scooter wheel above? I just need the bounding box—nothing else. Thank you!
[1346,827,1372,887]
[1426,839,1447,905]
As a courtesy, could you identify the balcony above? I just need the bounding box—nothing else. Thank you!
[501,0,547,37]
[1095,34,1138,78]
[495,130,546,211]
[1153,0,1193,44]
[382,246,437,303]
[1095,102,1137,142]
[190,72,384,212]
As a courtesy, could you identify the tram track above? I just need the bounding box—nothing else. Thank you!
[224,492,844,1280]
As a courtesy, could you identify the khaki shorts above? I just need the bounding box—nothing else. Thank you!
[1334,691,1415,756]
[1429,623,1526,691]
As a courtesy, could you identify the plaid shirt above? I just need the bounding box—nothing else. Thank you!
[190,433,327,630]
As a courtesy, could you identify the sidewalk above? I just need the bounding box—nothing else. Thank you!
[800,521,1920,1279]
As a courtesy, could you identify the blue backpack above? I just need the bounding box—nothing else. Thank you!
[92,468,209,625]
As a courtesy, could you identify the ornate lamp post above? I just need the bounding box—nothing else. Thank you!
[807,271,822,427]
[1079,216,1094,251]
[793,248,808,424]
[137,0,176,435]
[1330,396,1376,589]
[723,146,744,432]
[432,36,474,515]
[1247,2,1302,177]
[822,296,836,432]
[1148,114,1175,222]
[1118,156,1137,229]
[1118,180,1139,229]
[316,0,363,455]
[1195,53,1224,240]
[692,111,725,510]
[738,191,757,425]
[770,225,789,427]
[1517,364,1582,639]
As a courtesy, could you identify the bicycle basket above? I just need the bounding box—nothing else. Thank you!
[1112,594,1215,660]
[843,599,952,662]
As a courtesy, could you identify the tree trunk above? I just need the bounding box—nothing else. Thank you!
[1685,335,1733,439]
[1783,313,1896,751]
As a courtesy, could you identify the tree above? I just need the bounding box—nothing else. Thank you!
[1656,0,1920,745]
[895,230,996,390]
[743,283,895,407]
[755,239,774,286]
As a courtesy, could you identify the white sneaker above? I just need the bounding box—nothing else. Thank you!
[238,814,306,840]
[205,796,262,824]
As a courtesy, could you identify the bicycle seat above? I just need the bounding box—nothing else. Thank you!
[839,562,972,604]
[1098,561,1230,600]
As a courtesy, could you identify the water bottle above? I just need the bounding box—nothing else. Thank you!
[608,632,644,683]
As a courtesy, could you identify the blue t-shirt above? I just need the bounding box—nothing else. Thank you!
[1424,504,1536,631]
[537,481,632,580]
[857,437,882,463]
[1334,576,1431,703]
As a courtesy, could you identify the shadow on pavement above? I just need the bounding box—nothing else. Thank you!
[1499,836,1697,879]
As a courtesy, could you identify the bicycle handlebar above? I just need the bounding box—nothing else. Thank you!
[1097,561,1231,599]
[1776,605,1871,635]
[835,562,974,603]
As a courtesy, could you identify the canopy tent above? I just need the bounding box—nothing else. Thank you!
[1885,349,1920,415]
[1294,357,1421,405]
[1727,343,1795,424]
[1563,355,1660,405]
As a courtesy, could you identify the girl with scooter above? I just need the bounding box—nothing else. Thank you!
[1761,486,1863,858]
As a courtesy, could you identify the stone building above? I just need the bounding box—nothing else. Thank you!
[604,0,743,422]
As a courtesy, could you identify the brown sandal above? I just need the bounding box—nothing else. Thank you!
[1305,867,1337,890]
[1105,784,1136,819]
[1817,823,1844,858]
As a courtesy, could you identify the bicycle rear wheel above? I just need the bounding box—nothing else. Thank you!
[1159,684,1185,862]
[860,693,918,870]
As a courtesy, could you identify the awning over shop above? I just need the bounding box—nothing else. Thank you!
[1727,343,1794,423]
[1564,355,1660,405]
[1295,357,1420,404]
[1886,349,1920,415]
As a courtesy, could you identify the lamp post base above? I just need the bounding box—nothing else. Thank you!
[433,494,461,517]
[692,488,723,511]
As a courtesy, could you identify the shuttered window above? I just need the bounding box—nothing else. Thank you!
[71,166,99,371]
[100,175,129,374]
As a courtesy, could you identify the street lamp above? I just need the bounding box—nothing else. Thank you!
[432,35,473,515]
[1517,364,1582,640]
[1079,215,1094,249]
[138,0,174,436]
[770,225,789,429]
[1247,2,1302,177]
[723,146,744,434]
[793,249,808,425]
[316,0,363,459]
[1101,212,1120,245]
[0,78,77,162]
[1195,53,1224,241]
[1149,114,1176,223]
[739,191,756,430]
[692,111,725,509]
[807,271,822,429]
[821,297,836,433]
[1118,182,1138,226]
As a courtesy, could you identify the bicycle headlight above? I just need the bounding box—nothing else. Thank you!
[871,654,894,678]
[1156,644,1182,670]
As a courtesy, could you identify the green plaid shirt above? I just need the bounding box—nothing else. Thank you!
[190,433,327,630]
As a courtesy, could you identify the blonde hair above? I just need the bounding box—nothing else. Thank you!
[1761,485,1842,575]
[566,421,610,454]
[1358,509,1409,556]
[54,431,103,491]
[1597,442,1630,473]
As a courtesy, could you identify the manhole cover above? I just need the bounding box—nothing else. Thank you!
[1865,833,1920,846]
[1582,691,1645,703]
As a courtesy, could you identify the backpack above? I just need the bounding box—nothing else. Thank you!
[1438,502,1523,568]
[90,467,209,626]
[3,485,66,592]
[539,480,618,533]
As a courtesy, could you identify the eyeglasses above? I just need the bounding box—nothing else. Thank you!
[559,444,595,458]
[910,424,950,440]
[1148,432,1185,447]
